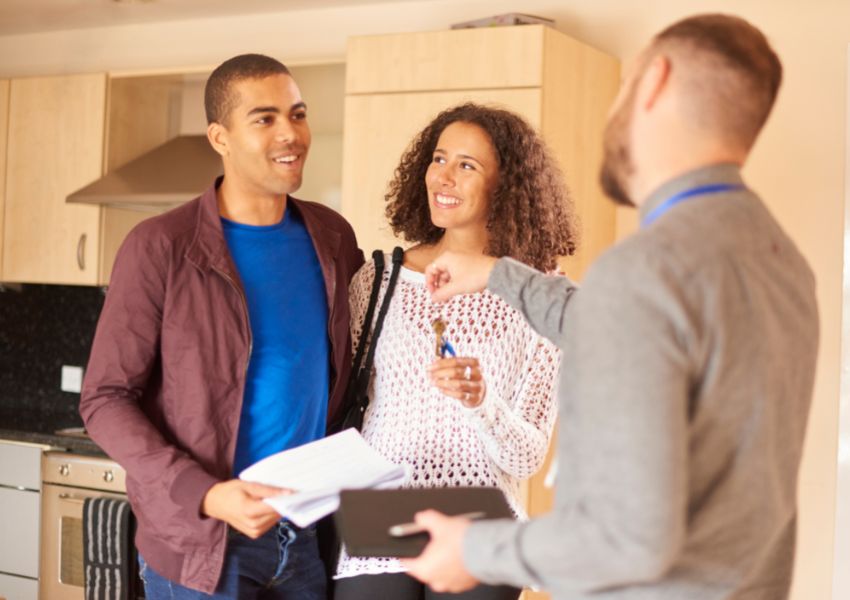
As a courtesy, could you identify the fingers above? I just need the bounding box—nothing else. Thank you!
[236,510,281,539]
[231,493,282,538]
[431,282,462,303]
[241,481,289,499]
[428,356,478,371]
[428,357,486,407]
[431,379,485,395]
[424,264,452,296]
[424,251,495,302]
[201,479,287,538]
[428,359,483,382]
[413,509,445,529]
[241,495,281,519]
[433,381,486,408]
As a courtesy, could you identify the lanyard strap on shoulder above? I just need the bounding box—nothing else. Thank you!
[641,183,744,228]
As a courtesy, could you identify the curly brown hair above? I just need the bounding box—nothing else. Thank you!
[385,103,578,272]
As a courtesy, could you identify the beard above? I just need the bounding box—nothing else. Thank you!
[599,87,637,208]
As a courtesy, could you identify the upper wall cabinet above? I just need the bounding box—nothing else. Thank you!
[0,66,345,287]
[0,73,189,286]
[341,25,620,280]
[2,74,107,285]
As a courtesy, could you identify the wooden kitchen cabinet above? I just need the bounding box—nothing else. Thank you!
[342,27,619,599]
[0,66,341,286]
[2,74,106,285]
[0,73,179,286]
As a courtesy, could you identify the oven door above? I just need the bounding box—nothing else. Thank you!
[39,483,127,600]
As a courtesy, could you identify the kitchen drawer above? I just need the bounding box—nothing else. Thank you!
[0,441,43,490]
[0,487,39,578]
[0,572,38,600]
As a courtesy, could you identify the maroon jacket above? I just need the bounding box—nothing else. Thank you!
[80,180,363,593]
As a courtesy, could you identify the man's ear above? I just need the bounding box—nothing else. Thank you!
[638,54,672,111]
[207,121,228,158]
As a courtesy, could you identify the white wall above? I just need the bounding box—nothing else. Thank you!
[1,0,847,598]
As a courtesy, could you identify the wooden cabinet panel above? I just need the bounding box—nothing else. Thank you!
[3,74,106,285]
[342,88,541,253]
[0,80,8,280]
[541,28,620,280]
[346,26,545,94]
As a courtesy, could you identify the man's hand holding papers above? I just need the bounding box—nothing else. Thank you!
[239,428,409,527]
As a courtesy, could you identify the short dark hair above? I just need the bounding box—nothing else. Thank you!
[651,14,782,149]
[386,103,578,272]
[204,54,291,125]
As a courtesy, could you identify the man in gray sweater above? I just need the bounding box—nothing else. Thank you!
[404,13,819,600]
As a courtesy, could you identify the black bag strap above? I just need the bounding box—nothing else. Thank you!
[348,250,385,387]
[353,247,404,402]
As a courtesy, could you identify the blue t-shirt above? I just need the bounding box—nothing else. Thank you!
[222,207,330,476]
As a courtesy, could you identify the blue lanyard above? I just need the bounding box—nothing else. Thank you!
[641,183,744,228]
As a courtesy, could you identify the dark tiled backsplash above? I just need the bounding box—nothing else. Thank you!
[0,284,104,433]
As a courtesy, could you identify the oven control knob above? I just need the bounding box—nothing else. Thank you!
[103,470,114,483]
[59,464,70,477]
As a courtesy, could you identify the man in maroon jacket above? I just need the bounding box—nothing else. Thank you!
[81,54,363,599]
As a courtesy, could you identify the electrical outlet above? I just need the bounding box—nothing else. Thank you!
[60,365,84,393]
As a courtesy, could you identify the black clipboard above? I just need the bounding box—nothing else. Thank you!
[335,487,513,558]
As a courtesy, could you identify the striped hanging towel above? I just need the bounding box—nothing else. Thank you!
[82,497,135,600]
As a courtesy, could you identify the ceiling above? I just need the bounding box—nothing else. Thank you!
[0,0,416,36]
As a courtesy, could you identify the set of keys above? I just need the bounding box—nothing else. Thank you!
[431,318,456,358]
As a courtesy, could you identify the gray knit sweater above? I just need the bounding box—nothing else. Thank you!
[464,164,819,600]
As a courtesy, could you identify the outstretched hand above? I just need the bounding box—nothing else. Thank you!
[424,252,498,303]
[201,479,290,538]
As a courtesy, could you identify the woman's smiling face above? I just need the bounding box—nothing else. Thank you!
[425,121,500,234]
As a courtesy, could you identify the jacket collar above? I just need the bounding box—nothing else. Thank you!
[184,177,341,280]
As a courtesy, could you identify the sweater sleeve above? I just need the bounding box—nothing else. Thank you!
[463,331,560,480]
[349,260,376,357]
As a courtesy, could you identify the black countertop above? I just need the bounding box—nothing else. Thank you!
[0,427,107,457]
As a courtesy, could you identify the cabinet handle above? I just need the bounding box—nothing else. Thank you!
[58,493,85,505]
[76,233,86,270]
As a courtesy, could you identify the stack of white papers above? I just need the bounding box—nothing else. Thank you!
[239,428,409,527]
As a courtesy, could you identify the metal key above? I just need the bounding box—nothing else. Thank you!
[432,318,446,358]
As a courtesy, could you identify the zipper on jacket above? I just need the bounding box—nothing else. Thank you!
[210,264,252,560]
[212,265,253,375]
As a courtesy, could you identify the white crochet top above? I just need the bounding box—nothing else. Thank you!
[334,258,560,579]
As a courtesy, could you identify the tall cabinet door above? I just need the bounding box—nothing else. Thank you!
[0,80,8,280]
[3,74,105,285]
[343,89,542,253]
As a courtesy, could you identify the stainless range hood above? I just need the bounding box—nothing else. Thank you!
[67,135,222,210]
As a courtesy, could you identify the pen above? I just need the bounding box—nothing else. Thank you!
[388,510,486,537]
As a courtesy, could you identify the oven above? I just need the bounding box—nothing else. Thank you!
[39,451,129,600]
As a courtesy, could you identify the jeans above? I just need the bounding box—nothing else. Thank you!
[139,521,326,599]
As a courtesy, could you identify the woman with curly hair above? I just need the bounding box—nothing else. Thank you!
[334,103,579,600]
